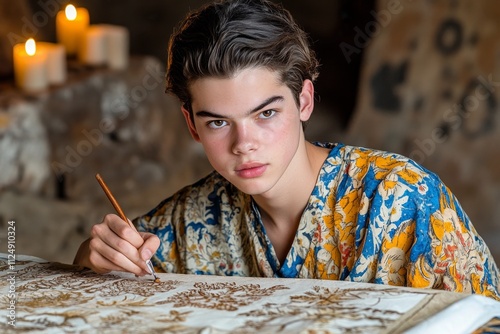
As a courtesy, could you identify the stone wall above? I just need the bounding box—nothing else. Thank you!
[0,57,212,263]
[347,0,500,260]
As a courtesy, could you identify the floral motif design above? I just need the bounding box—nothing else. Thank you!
[159,281,289,311]
[0,258,447,333]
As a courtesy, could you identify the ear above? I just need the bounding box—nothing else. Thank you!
[298,79,315,122]
[181,105,201,142]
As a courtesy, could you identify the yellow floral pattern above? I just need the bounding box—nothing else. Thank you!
[136,143,500,299]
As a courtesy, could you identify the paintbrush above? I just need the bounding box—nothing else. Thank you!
[95,173,159,282]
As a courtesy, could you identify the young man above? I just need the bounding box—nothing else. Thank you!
[74,0,500,299]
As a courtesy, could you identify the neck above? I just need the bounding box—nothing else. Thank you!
[252,141,328,229]
[252,141,329,263]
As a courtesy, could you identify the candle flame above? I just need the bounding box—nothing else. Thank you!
[25,38,36,56]
[65,4,77,21]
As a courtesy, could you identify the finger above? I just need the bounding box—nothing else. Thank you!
[87,248,124,274]
[105,214,145,249]
[92,222,144,267]
[138,232,161,261]
[92,252,148,276]
[88,237,148,276]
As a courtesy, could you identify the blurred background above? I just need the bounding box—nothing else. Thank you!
[0,0,499,265]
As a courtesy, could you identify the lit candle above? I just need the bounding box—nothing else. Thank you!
[56,4,89,56]
[13,38,48,92]
[37,42,66,85]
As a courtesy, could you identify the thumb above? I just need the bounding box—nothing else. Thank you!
[139,232,160,261]
[141,248,152,262]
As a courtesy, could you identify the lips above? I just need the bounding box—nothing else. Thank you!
[235,163,267,178]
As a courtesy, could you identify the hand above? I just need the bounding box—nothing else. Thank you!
[74,214,160,276]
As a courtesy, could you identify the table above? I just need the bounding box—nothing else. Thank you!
[1,254,499,333]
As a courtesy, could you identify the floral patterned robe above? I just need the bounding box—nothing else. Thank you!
[135,142,500,299]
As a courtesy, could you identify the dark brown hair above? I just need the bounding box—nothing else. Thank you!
[165,0,319,114]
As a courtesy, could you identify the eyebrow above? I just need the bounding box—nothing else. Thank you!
[195,95,284,118]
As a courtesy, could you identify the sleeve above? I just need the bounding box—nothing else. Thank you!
[336,147,499,299]
[133,193,184,274]
[404,172,500,300]
[132,172,243,276]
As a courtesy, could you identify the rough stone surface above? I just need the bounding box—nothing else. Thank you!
[0,100,50,193]
[0,56,212,263]
[347,0,500,261]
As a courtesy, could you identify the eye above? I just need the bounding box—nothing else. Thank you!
[259,109,276,119]
[207,120,227,129]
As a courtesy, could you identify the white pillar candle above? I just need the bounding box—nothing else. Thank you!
[13,39,48,92]
[103,25,129,70]
[79,24,130,69]
[56,5,89,56]
[79,25,107,66]
[37,42,66,85]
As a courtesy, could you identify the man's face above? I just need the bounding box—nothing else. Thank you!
[183,67,314,197]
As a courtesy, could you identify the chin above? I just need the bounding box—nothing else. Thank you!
[232,179,273,196]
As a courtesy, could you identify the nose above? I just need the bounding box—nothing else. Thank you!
[231,123,258,155]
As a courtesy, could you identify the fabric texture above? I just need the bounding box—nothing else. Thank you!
[135,142,500,299]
